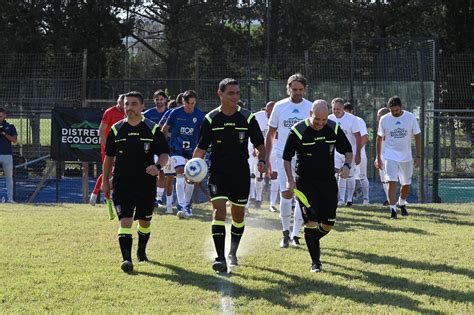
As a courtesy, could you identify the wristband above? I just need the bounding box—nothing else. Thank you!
[343,163,351,170]
[155,163,162,170]
[258,159,266,164]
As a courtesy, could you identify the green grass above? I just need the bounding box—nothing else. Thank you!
[8,118,52,146]
[1,202,473,313]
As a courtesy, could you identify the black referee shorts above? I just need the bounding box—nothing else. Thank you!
[296,176,338,226]
[208,166,250,207]
[112,177,156,221]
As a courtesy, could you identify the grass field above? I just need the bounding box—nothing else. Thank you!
[1,202,473,313]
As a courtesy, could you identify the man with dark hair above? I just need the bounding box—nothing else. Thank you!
[0,108,17,203]
[266,73,312,248]
[193,78,266,273]
[90,94,126,206]
[102,91,169,273]
[144,90,169,207]
[283,100,352,272]
[376,96,421,218]
[161,90,205,217]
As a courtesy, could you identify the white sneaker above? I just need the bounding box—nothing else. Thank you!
[89,193,98,206]
[337,200,345,206]
[165,206,173,214]
[363,199,370,205]
[6,200,17,203]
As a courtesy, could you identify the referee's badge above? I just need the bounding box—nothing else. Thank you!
[144,142,150,154]
[210,184,217,195]
[238,131,245,143]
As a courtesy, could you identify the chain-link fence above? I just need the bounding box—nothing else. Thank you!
[1,41,473,203]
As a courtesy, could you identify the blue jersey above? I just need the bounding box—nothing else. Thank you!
[0,121,17,154]
[144,107,168,125]
[158,108,175,128]
[164,106,205,158]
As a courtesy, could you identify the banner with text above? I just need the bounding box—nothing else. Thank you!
[51,107,104,161]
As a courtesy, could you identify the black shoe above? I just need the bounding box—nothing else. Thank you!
[212,258,228,273]
[290,236,301,247]
[269,206,278,212]
[137,250,149,263]
[310,262,322,273]
[227,253,238,267]
[400,205,409,216]
[383,200,389,206]
[280,230,290,248]
[121,260,134,273]
[346,201,353,207]
[390,209,398,219]
[254,200,262,208]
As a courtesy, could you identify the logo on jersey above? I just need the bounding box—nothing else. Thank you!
[144,142,150,154]
[182,141,191,149]
[193,117,197,123]
[396,121,401,125]
[291,109,300,114]
[238,132,246,143]
[390,128,408,138]
[180,127,194,135]
[283,117,302,128]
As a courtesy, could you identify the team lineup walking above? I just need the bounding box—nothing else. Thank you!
[98,77,423,274]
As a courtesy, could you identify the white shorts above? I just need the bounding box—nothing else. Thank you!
[334,153,356,177]
[164,155,187,175]
[248,155,257,175]
[274,152,296,192]
[355,155,368,180]
[384,159,413,185]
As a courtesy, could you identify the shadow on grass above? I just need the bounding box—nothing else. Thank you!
[135,262,306,310]
[344,205,474,227]
[334,215,431,235]
[134,260,443,313]
[245,265,441,314]
[329,261,473,304]
[329,248,474,280]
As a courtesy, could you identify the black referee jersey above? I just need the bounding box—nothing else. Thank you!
[283,118,352,180]
[105,116,169,182]
[197,105,264,171]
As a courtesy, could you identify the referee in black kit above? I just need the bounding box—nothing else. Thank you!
[283,100,352,273]
[193,78,266,273]
[102,91,169,273]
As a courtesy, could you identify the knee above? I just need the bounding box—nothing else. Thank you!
[281,190,293,199]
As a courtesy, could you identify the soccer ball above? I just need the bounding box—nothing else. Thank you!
[184,158,208,182]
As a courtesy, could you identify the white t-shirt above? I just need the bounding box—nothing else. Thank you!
[377,110,421,162]
[328,112,361,154]
[268,97,312,154]
[356,116,368,158]
[254,110,269,138]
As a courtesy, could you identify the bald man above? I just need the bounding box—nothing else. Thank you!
[283,100,352,272]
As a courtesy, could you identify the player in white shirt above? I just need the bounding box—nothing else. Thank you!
[376,96,421,219]
[344,103,370,204]
[265,73,312,248]
[329,98,362,207]
[375,107,390,205]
